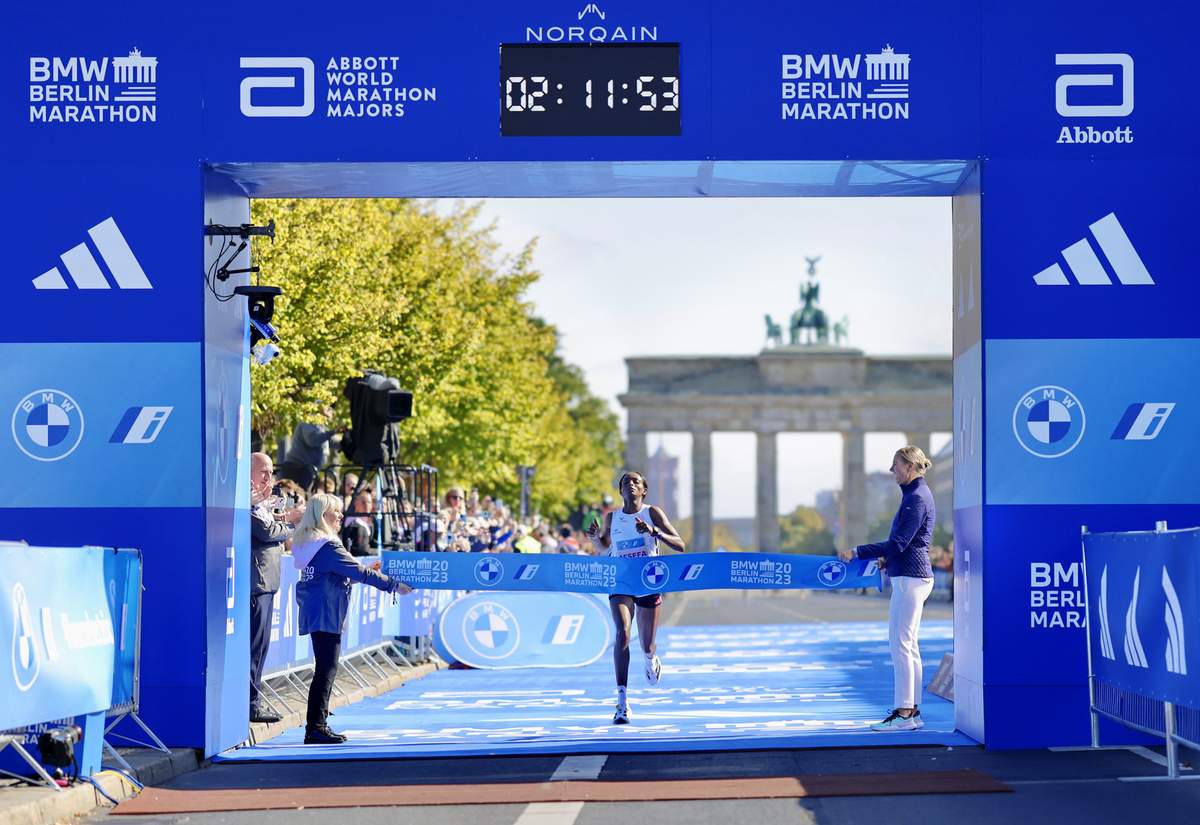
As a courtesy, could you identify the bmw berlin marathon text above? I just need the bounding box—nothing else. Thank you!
[781,46,910,121]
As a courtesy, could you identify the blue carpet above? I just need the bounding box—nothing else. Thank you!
[216,620,974,761]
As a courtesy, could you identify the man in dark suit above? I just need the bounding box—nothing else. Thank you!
[249,451,304,724]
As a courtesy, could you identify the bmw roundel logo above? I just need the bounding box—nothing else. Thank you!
[818,560,847,587]
[462,601,520,660]
[1012,385,1086,459]
[11,389,85,462]
[641,559,669,591]
[473,556,505,587]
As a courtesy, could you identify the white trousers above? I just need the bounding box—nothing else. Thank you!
[888,575,934,708]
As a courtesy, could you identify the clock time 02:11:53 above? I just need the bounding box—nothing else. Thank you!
[503,76,679,112]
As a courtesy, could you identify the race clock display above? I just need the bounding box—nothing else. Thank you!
[500,43,680,137]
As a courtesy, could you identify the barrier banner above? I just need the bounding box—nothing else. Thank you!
[103,548,141,713]
[433,592,611,669]
[0,545,115,730]
[1083,528,1200,709]
[382,551,881,595]
[385,589,439,638]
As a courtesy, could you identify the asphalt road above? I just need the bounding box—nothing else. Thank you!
[91,591,1200,825]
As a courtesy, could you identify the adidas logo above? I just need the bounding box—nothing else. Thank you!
[1032,212,1152,287]
[33,217,150,290]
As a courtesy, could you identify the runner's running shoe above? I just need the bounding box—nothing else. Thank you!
[613,701,631,725]
[645,655,662,685]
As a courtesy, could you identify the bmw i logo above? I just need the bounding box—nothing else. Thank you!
[1013,385,1086,459]
[641,560,669,591]
[462,601,520,660]
[818,560,847,587]
[11,389,85,462]
[11,583,41,692]
[474,556,505,587]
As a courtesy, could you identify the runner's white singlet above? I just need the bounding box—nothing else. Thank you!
[608,505,658,559]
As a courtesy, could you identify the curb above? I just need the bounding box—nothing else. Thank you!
[0,661,437,825]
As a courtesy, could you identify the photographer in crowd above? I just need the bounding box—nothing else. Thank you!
[291,494,411,744]
[249,452,304,725]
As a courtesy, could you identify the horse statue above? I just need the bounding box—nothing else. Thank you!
[763,314,784,348]
[789,281,829,345]
[833,315,849,346]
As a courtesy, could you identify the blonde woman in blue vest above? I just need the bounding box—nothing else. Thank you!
[587,470,685,724]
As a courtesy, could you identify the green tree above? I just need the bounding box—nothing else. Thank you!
[248,198,622,518]
[778,505,836,555]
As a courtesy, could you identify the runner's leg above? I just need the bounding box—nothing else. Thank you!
[609,596,634,687]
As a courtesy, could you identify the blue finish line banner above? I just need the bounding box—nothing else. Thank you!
[1083,528,1200,709]
[381,552,881,595]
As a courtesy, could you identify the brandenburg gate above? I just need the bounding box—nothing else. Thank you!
[619,346,951,553]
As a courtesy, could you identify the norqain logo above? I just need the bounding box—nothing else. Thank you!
[525,3,659,42]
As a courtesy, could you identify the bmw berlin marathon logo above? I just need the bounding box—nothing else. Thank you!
[1014,385,1086,458]
[641,560,669,591]
[12,389,85,462]
[463,601,520,660]
[818,560,848,587]
[473,556,505,587]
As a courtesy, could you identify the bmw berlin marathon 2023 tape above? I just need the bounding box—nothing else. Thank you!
[381,551,881,595]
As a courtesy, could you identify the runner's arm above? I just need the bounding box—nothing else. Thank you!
[647,506,686,553]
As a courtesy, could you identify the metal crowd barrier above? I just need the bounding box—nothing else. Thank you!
[1081,522,1200,780]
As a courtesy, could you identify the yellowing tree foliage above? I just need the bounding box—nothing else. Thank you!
[249,198,622,518]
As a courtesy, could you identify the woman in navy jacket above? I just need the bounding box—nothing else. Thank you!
[292,493,411,744]
[839,445,936,732]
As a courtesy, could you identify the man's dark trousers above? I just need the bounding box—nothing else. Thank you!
[249,590,276,708]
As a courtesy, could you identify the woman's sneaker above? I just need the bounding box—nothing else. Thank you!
[645,655,662,685]
[869,710,920,731]
[613,700,631,725]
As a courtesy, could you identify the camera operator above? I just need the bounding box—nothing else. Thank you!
[249,452,304,725]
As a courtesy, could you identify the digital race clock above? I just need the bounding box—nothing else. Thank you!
[500,43,680,137]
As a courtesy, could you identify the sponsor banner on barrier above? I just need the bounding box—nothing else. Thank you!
[0,545,115,731]
[381,551,880,595]
[103,548,141,713]
[986,339,1200,505]
[1083,528,1200,708]
[433,592,612,669]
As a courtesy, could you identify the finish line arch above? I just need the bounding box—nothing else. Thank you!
[4,0,1196,755]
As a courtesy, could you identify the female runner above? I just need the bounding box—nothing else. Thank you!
[587,470,685,724]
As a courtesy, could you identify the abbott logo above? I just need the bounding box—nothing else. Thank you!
[240,57,314,117]
[1056,53,1133,118]
[33,217,150,290]
[1032,213,1152,287]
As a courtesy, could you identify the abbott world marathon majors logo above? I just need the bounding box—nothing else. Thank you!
[781,45,910,121]
[1012,385,1086,459]
[12,389,85,462]
[239,56,437,120]
[463,601,520,660]
[29,49,157,124]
